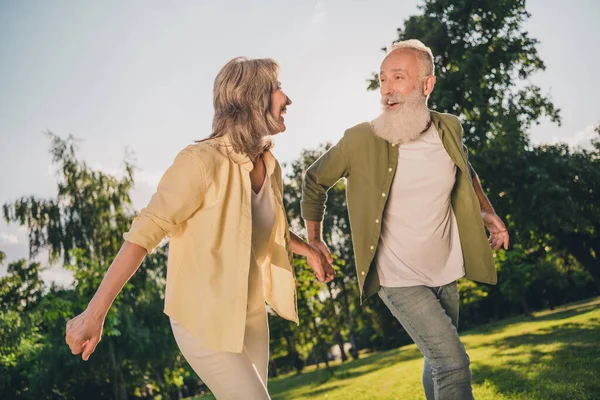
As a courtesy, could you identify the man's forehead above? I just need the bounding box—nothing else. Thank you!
[381,49,419,72]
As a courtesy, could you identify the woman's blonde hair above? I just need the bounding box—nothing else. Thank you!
[207,57,281,160]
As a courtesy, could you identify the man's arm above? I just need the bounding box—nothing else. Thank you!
[469,166,510,251]
[302,134,351,256]
[462,142,509,250]
[301,135,350,222]
[471,171,495,215]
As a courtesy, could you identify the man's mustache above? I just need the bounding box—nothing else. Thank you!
[381,92,406,106]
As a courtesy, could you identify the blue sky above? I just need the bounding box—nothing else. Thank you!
[1,0,599,285]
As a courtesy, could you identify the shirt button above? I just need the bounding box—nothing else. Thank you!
[375,219,380,223]
[370,245,374,250]
[361,271,365,276]
[382,192,386,197]
[391,143,396,147]
[388,167,393,172]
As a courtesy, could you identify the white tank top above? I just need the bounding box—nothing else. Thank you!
[251,173,276,263]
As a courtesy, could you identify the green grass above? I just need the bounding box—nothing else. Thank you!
[195,297,600,399]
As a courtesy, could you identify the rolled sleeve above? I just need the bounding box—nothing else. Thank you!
[462,143,476,179]
[301,134,350,222]
[123,148,207,253]
[455,117,476,179]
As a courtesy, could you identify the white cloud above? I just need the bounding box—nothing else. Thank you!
[312,1,326,25]
[91,163,161,188]
[47,164,58,178]
[0,223,30,264]
[548,124,598,150]
[92,162,122,177]
[40,265,74,288]
[567,125,598,149]
[135,170,162,189]
[0,233,19,245]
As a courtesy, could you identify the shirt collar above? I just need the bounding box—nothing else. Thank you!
[430,111,446,141]
[216,135,276,175]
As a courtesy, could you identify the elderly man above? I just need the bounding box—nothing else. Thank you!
[301,39,509,399]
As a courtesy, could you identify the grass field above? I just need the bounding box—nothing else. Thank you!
[195,297,600,399]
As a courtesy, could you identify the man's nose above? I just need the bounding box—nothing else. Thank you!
[381,81,394,96]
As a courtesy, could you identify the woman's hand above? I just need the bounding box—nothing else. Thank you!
[307,242,335,283]
[65,308,105,361]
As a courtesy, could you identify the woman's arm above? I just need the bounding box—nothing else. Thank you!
[66,241,146,360]
[66,148,208,361]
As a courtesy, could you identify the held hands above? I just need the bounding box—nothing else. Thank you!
[307,240,335,283]
[481,211,510,251]
[65,308,105,361]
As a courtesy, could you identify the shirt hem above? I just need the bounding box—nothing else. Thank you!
[379,272,465,288]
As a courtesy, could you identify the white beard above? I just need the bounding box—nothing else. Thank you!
[371,89,431,145]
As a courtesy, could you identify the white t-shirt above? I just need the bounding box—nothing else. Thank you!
[375,123,465,287]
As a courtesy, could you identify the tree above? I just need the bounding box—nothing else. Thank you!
[367,0,560,153]
[283,146,360,360]
[364,1,564,264]
[0,259,45,313]
[0,259,46,398]
[511,128,600,290]
[2,134,190,399]
[366,0,599,309]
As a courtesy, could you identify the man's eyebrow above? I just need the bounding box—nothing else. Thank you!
[380,68,408,74]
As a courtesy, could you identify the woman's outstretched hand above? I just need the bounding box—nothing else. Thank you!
[66,308,105,361]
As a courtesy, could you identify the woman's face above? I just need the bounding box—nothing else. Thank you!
[269,82,292,134]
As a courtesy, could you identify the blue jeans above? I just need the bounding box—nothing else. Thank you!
[378,282,473,400]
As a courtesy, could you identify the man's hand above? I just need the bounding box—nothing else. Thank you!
[481,211,509,250]
[307,240,335,283]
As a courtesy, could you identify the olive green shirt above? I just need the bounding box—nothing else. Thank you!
[301,111,497,302]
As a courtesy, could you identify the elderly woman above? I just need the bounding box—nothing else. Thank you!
[65,57,335,399]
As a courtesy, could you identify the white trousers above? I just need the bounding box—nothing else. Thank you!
[170,257,270,399]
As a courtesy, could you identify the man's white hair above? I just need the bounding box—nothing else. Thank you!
[387,39,435,77]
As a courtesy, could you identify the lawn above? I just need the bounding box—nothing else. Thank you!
[195,297,600,399]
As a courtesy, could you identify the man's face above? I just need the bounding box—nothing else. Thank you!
[379,48,424,111]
